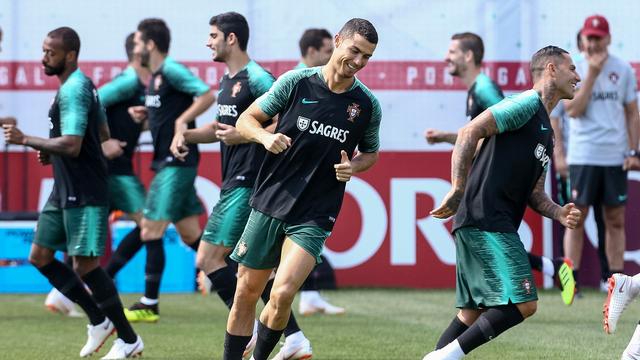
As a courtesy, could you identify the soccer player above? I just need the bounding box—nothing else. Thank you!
[123,18,215,322]
[425,32,575,306]
[294,28,333,70]
[604,273,640,359]
[99,33,151,278]
[171,12,313,359]
[3,27,143,359]
[294,27,346,318]
[423,46,582,359]
[222,18,381,360]
[42,33,150,317]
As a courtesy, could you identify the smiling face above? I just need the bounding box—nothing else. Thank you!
[133,31,151,68]
[445,39,468,77]
[41,36,67,76]
[554,53,581,99]
[330,33,376,78]
[206,25,232,63]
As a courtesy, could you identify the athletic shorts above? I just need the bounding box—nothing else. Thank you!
[569,165,627,207]
[454,226,538,309]
[201,187,252,248]
[108,175,146,214]
[230,209,331,269]
[143,166,203,222]
[34,199,108,257]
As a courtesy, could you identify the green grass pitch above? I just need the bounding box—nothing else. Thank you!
[0,288,636,359]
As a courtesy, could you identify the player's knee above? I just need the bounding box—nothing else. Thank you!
[28,253,49,268]
[516,301,537,318]
[28,246,54,268]
[270,284,296,310]
[195,251,226,273]
[235,282,261,306]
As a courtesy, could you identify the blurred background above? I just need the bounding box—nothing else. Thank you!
[2,0,640,293]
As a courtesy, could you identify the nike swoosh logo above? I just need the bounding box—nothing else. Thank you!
[540,124,549,131]
[619,278,627,293]
[301,98,319,104]
[126,341,141,357]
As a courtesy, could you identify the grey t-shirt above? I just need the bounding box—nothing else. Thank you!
[567,53,637,166]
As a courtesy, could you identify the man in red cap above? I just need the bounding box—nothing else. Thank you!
[563,14,640,298]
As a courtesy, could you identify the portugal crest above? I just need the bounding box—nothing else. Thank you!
[154,75,163,91]
[231,81,242,98]
[522,278,532,295]
[236,241,248,257]
[346,103,361,122]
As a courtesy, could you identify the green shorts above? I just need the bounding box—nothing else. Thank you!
[108,175,146,214]
[454,226,537,309]
[230,209,331,269]
[201,187,252,248]
[33,199,108,257]
[143,166,203,222]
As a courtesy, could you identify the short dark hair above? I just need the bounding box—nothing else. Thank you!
[137,18,170,53]
[299,28,332,57]
[209,12,249,51]
[530,45,569,79]
[451,32,484,66]
[338,18,378,44]
[125,32,135,62]
[47,26,80,55]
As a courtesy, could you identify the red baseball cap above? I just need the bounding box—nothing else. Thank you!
[581,14,610,37]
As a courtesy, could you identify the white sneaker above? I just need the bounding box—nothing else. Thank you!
[298,293,345,316]
[101,335,144,359]
[623,325,640,360]
[270,337,312,360]
[243,320,259,359]
[604,274,638,334]
[79,318,115,357]
[45,288,83,317]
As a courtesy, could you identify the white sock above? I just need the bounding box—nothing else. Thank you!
[285,330,305,345]
[541,256,555,277]
[300,290,320,303]
[140,296,158,305]
[440,339,465,359]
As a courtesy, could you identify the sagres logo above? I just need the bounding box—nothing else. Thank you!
[297,116,310,131]
[534,143,550,169]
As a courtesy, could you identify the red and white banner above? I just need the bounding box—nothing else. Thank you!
[1,152,547,288]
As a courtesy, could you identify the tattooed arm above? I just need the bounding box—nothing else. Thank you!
[528,169,582,228]
[430,110,499,219]
[528,169,561,219]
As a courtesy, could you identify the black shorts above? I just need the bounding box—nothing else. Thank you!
[569,165,627,207]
